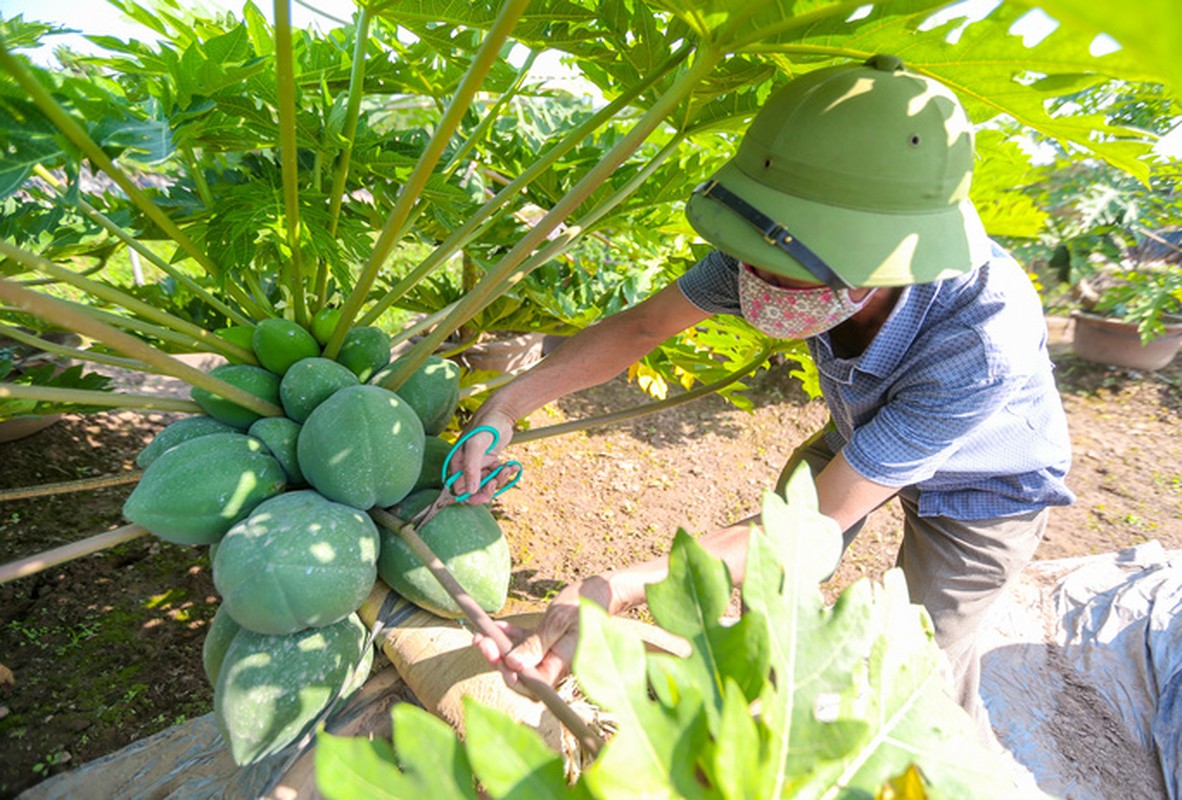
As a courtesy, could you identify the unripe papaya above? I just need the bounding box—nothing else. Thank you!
[247,416,304,485]
[123,432,287,545]
[213,491,380,635]
[214,612,370,765]
[297,385,424,509]
[374,354,461,436]
[411,436,454,492]
[136,415,236,469]
[377,488,510,618]
[191,364,281,429]
[252,318,320,375]
[202,604,242,686]
[214,326,257,364]
[336,326,390,382]
[310,307,341,346]
[279,356,359,423]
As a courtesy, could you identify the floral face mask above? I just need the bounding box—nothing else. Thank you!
[737,262,875,339]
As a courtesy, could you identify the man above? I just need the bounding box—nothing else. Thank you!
[456,55,1074,728]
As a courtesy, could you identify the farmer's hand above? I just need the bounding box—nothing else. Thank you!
[453,407,517,504]
[474,576,613,692]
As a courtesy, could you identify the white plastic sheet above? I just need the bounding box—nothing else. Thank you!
[980,542,1181,800]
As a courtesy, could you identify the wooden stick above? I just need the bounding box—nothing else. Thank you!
[0,524,149,584]
[368,507,604,757]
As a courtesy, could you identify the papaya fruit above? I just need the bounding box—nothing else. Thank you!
[336,326,391,382]
[123,432,287,545]
[411,435,454,492]
[252,318,320,375]
[214,612,370,765]
[247,416,304,485]
[376,354,461,436]
[278,356,359,423]
[191,364,282,429]
[214,326,257,364]
[213,490,380,635]
[298,385,424,510]
[310,307,341,346]
[377,488,510,618]
[202,604,242,686]
[135,415,236,469]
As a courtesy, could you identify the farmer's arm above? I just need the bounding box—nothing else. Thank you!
[456,283,710,500]
[477,450,895,686]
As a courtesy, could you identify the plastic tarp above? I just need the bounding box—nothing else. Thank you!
[980,541,1181,799]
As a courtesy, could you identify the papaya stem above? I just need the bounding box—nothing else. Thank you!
[513,344,775,444]
[0,384,203,414]
[0,278,283,418]
[274,0,308,327]
[0,240,256,365]
[325,0,532,358]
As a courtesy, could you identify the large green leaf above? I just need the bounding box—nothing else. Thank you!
[574,600,711,799]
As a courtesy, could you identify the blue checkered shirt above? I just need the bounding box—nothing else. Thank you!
[678,247,1075,520]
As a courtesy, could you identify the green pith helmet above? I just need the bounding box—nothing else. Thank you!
[685,55,990,288]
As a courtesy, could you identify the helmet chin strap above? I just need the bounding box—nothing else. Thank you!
[693,179,853,291]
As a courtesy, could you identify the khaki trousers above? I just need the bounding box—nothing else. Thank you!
[776,427,1047,732]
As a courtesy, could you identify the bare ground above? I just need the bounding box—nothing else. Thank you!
[0,319,1180,797]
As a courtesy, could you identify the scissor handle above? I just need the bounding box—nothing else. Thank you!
[442,425,522,502]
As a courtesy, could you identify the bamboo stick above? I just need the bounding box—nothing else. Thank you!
[0,525,149,585]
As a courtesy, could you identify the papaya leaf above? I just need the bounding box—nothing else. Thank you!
[373,703,480,799]
[574,600,711,799]
[462,697,585,799]
[1012,0,1182,95]
[644,529,770,729]
[314,732,403,800]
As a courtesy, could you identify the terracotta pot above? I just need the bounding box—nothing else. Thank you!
[458,332,546,374]
[1070,311,1182,370]
[0,331,82,444]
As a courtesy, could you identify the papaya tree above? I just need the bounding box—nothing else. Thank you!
[0,0,1178,786]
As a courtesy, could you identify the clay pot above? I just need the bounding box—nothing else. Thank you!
[1070,311,1182,371]
[0,331,82,444]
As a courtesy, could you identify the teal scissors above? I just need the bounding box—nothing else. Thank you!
[441,425,522,502]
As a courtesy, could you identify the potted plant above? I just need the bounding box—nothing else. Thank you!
[1071,229,1182,370]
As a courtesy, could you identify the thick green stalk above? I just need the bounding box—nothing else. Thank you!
[483,136,683,299]
[0,44,224,280]
[0,323,149,372]
[0,383,202,414]
[78,304,220,353]
[356,43,693,328]
[326,5,371,240]
[324,0,533,359]
[378,49,720,389]
[182,146,216,209]
[32,166,254,330]
[0,278,283,418]
[513,344,775,443]
[274,0,308,326]
[0,241,256,364]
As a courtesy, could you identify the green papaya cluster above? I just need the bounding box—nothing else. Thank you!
[123,313,510,765]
